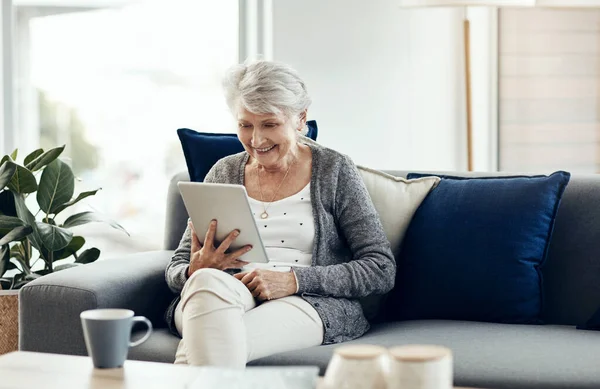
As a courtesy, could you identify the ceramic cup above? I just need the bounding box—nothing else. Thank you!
[322,344,388,389]
[387,344,453,389]
[80,308,152,369]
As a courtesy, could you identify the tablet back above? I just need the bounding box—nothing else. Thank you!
[177,182,268,263]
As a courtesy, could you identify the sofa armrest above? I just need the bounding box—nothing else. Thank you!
[19,250,175,356]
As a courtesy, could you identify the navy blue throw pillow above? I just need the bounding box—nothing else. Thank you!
[578,309,600,331]
[390,171,570,324]
[178,120,318,182]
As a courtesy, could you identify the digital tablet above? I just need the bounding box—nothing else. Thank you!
[177,182,269,264]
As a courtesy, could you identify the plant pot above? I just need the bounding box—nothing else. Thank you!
[0,290,18,355]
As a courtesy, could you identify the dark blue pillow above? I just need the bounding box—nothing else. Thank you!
[390,171,571,324]
[578,309,600,331]
[178,120,318,182]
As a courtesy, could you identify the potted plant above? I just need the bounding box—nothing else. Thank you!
[0,145,127,354]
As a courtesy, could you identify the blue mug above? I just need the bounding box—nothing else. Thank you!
[80,308,152,369]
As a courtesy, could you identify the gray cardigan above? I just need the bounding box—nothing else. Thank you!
[164,141,396,344]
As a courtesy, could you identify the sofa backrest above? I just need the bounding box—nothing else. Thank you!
[164,170,600,327]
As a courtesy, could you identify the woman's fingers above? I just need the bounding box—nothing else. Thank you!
[203,220,217,248]
[246,276,260,291]
[251,284,267,299]
[189,222,203,253]
[227,245,253,260]
[234,270,273,301]
[225,259,249,269]
[257,290,271,301]
[216,229,240,254]
[244,274,270,300]
[240,270,257,285]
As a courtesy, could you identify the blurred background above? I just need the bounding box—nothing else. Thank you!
[2,0,598,258]
[11,0,238,257]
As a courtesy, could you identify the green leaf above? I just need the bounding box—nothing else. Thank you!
[11,272,29,289]
[0,247,18,276]
[10,253,30,275]
[0,225,33,246]
[14,193,43,253]
[23,149,44,167]
[75,247,100,264]
[37,159,74,214]
[10,149,17,161]
[24,273,40,281]
[62,211,129,235]
[0,161,16,189]
[0,245,9,277]
[39,246,50,264]
[7,164,38,194]
[35,222,72,252]
[52,236,85,260]
[9,244,23,261]
[54,263,80,272]
[0,215,26,233]
[7,244,30,275]
[25,145,65,172]
[0,191,16,216]
[52,189,101,215]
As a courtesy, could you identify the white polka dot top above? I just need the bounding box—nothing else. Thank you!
[245,182,314,272]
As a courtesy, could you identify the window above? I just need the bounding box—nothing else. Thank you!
[499,8,600,173]
[17,0,239,257]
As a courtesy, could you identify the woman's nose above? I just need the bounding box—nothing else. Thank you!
[251,128,265,146]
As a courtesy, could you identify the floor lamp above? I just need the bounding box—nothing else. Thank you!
[398,0,534,171]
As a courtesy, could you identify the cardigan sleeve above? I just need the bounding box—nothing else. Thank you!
[164,166,219,294]
[293,155,396,298]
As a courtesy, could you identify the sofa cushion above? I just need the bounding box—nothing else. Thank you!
[178,121,318,182]
[128,328,179,363]
[355,166,439,321]
[391,171,570,324]
[250,320,600,389]
[577,307,600,331]
[356,166,439,257]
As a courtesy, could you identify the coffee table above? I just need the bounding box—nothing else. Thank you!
[0,351,202,389]
[0,351,480,388]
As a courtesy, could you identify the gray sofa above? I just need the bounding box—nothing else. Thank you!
[19,170,600,389]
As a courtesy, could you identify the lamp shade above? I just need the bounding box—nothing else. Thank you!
[399,0,600,6]
[535,0,600,6]
[398,0,535,6]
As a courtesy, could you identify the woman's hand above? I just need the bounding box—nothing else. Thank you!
[188,220,251,276]
[234,269,298,302]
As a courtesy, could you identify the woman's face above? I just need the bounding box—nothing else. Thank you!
[236,106,303,170]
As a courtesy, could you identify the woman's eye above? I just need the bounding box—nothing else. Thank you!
[239,123,251,128]
[264,123,277,128]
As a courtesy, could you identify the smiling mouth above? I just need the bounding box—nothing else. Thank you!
[255,145,276,153]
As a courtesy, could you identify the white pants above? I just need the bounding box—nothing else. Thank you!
[174,268,324,367]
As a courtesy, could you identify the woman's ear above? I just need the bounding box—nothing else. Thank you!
[298,110,308,131]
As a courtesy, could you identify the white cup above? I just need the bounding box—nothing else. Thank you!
[322,344,388,389]
[387,344,453,389]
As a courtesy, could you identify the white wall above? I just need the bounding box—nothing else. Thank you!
[469,7,498,172]
[270,0,466,171]
[0,0,15,155]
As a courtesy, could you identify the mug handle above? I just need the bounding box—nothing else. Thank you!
[129,316,153,347]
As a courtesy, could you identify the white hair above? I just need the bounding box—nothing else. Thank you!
[223,60,312,135]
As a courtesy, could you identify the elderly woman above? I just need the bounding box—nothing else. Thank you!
[165,60,395,367]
